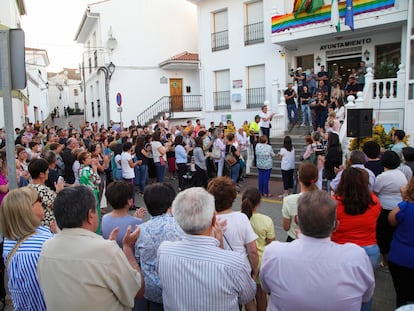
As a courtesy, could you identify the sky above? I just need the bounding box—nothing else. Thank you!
[21,0,91,72]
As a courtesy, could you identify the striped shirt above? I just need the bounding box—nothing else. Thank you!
[158,234,256,311]
[3,226,54,311]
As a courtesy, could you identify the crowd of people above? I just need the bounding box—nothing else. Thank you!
[0,106,412,310]
[285,62,366,131]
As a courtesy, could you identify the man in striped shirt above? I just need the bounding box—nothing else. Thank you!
[158,187,256,311]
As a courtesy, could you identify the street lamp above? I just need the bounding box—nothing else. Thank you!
[98,61,116,127]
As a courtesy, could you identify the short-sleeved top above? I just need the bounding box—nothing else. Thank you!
[389,201,414,268]
[317,70,329,86]
[0,173,8,205]
[282,193,301,239]
[121,151,134,179]
[135,147,148,166]
[217,212,258,259]
[151,141,166,163]
[38,228,142,311]
[3,226,54,311]
[101,214,143,248]
[284,89,296,105]
[250,213,275,261]
[300,92,311,104]
[331,192,381,246]
[29,183,56,227]
[365,160,384,176]
[175,144,187,164]
[373,169,407,210]
[280,147,295,171]
[259,111,272,128]
[255,143,274,170]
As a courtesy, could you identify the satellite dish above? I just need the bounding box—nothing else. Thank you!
[107,37,118,52]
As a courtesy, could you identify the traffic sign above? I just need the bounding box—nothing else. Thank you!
[116,92,122,106]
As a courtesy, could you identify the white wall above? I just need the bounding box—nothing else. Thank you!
[197,0,283,115]
[0,0,22,28]
[80,0,199,125]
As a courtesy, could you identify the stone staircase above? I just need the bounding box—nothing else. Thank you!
[248,125,313,180]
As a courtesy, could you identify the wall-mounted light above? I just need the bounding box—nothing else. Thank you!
[315,56,321,66]
[278,48,286,57]
[363,49,370,61]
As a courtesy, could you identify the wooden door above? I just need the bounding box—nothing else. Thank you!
[170,78,183,112]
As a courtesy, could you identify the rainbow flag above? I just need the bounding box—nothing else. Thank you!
[272,0,395,34]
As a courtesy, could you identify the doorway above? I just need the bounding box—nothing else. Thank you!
[169,78,183,112]
[327,57,361,88]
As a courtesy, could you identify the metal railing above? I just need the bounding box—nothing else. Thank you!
[213,91,231,110]
[244,22,264,46]
[137,95,202,126]
[246,87,265,108]
[211,30,229,52]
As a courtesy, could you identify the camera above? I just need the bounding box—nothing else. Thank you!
[289,68,299,78]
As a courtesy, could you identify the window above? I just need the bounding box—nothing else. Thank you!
[211,9,229,52]
[246,65,265,108]
[88,57,92,74]
[94,50,98,69]
[245,1,264,45]
[375,42,400,79]
[213,69,231,110]
[296,55,314,71]
[74,89,79,96]
[91,101,95,118]
[97,99,101,117]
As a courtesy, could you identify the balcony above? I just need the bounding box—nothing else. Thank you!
[213,91,231,110]
[246,87,265,109]
[271,0,405,45]
[244,22,264,46]
[211,30,229,52]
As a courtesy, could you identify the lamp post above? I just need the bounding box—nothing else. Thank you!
[98,61,116,127]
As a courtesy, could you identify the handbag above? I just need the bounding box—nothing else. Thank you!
[160,156,166,166]
[225,153,237,166]
[212,145,221,160]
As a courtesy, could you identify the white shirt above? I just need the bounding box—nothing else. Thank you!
[121,152,134,179]
[280,147,295,171]
[216,212,258,259]
[260,234,375,311]
[236,132,249,151]
[330,164,376,192]
[373,169,407,210]
[259,111,272,128]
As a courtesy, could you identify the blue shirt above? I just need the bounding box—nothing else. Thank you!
[101,214,143,248]
[175,145,187,164]
[135,214,183,303]
[3,226,54,311]
[158,234,256,311]
[389,201,414,269]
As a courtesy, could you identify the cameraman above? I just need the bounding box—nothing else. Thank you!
[293,67,307,98]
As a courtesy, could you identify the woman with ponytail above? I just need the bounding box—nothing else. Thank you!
[282,162,319,242]
[241,187,275,311]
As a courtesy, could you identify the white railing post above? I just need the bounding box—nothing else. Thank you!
[277,94,287,135]
[397,63,406,101]
[355,91,365,108]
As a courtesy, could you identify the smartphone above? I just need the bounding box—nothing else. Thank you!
[57,176,64,183]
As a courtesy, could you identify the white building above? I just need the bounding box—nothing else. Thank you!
[189,0,282,128]
[48,68,84,119]
[190,0,413,144]
[74,0,200,128]
[24,47,50,125]
[0,0,28,129]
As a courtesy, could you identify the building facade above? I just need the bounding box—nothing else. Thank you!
[74,0,200,128]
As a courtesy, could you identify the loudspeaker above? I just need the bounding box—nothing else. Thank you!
[347,108,373,138]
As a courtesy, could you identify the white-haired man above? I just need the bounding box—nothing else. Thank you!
[157,187,256,311]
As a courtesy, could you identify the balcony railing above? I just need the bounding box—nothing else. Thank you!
[246,87,265,108]
[244,22,264,46]
[213,91,231,110]
[211,30,229,52]
[137,95,202,126]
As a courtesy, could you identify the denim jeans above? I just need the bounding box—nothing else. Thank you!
[287,104,298,124]
[360,244,380,311]
[260,127,270,144]
[301,104,312,126]
[216,158,224,177]
[134,164,148,193]
[154,162,166,182]
[230,162,240,184]
[258,168,271,195]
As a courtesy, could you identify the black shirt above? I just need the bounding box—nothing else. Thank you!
[284,89,296,105]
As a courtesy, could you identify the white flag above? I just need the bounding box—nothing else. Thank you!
[331,0,340,32]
